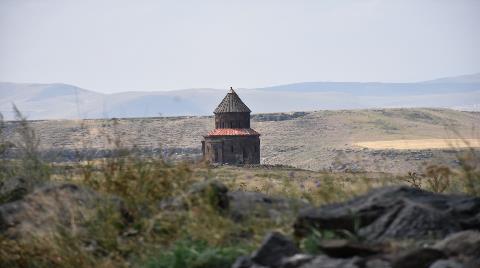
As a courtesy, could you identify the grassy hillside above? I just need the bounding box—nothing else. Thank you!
[3,108,479,174]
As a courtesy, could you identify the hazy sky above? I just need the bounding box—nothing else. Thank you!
[0,0,479,93]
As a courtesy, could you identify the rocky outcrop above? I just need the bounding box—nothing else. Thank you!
[228,191,311,221]
[232,232,367,268]
[0,183,123,238]
[188,180,230,211]
[312,239,383,258]
[160,180,311,221]
[235,186,480,268]
[232,232,301,268]
[234,231,480,268]
[433,230,480,268]
[294,186,480,241]
[391,248,446,268]
[433,230,480,257]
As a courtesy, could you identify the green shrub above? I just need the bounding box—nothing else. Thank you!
[141,239,250,268]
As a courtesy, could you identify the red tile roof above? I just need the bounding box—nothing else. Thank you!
[206,128,260,137]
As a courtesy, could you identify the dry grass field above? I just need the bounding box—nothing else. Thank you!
[355,138,480,150]
[3,108,479,174]
[1,108,480,268]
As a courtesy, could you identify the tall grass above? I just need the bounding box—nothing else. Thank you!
[0,111,284,267]
[0,112,10,180]
[0,109,479,267]
[456,145,480,195]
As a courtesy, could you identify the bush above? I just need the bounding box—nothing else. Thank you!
[142,239,250,268]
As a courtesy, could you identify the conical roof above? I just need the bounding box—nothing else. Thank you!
[214,87,251,113]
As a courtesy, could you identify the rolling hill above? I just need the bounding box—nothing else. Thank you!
[1,73,479,120]
[2,108,479,174]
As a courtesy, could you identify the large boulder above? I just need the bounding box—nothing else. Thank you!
[158,180,229,211]
[433,230,480,268]
[313,239,384,258]
[189,180,230,210]
[228,191,311,221]
[391,248,446,268]
[429,259,464,268]
[296,255,362,268]
[433,230,480,257]
[0,183,123,238]
[251,232,300,267]
[159,180,311,222]
[232,232,300,268]
[294,186,480,241]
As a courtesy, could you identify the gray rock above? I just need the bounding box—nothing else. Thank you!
[280,254,314,268]
[429,259,464,268]
[392,248,446,268]
[314,239,384,258]
[434,230,480,257]
[0,183,123,238]
[365,259,392,268]
[158,180,229,211]
[188,180,229,210]
[160,181,311,222]
[251,232,300,267]
[298,255,362,268]
[464,258,480,268]
[231,256,255,268]
[228,191,311,221]
[294,186,480,241]
[0,176,30,203]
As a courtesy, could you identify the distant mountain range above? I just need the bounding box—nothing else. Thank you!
[1,73,479,120]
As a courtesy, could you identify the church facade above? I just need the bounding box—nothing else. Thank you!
[202,88,260,164]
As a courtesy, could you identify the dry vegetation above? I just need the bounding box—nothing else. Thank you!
[2,108,479,173]
[0,108,479,267]
[355,138,480,150]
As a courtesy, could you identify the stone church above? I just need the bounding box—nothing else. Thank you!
[202,87,260,164]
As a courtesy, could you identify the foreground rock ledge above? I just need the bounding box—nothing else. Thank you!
[235,186,480,268]
[294,186,480,241]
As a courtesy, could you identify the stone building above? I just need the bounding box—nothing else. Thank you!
[202,88,260,164]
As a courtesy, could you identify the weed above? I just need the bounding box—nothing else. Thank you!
[141,239,250,268]
[11,105,51,183]
[424,165,451,193]
[456,147,480,195]
[305,176,348,205]
[403,171,423,189]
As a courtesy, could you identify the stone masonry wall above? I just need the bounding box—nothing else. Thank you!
[203,135,260,164]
